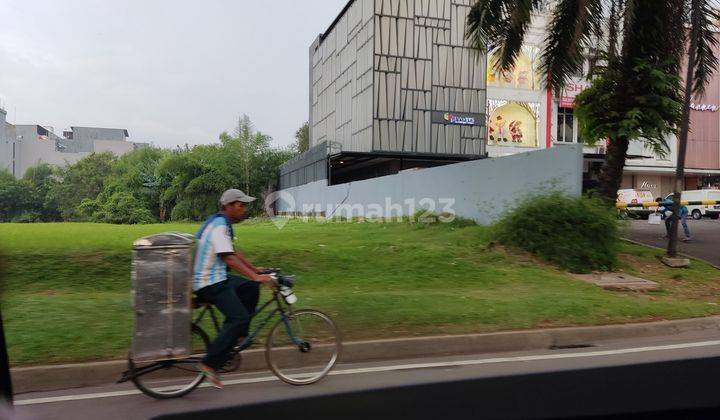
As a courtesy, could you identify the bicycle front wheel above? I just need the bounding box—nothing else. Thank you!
[129,324,209,399]
[266,309,341,385]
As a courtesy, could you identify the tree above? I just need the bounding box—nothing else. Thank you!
[97,147,167,220]
[223,114,271,193]
[47,152,117,221]
[0,170,25,222]
[21,163,61,221]
[154,115,293,222]
[466,0,718,206]
[294,122,310,153]
[668,0,719,257]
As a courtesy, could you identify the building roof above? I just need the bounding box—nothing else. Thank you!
[319,0,356,44]
[70,126,129,137]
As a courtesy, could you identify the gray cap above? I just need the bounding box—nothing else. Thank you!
[220,189,256,205]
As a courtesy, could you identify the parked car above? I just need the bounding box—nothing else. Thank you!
[617,189,656,219]
[664,189,720,220]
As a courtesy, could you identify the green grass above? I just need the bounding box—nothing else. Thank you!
[2,220,720,365]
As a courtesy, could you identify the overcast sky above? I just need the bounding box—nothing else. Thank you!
[0,0,345,148]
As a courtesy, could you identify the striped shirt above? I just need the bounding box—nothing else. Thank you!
[193,214,235,291]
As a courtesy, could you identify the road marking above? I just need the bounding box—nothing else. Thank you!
[15,339,720,406]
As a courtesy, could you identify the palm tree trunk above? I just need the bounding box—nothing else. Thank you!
[598,136,630,204]
[668,9,700,258]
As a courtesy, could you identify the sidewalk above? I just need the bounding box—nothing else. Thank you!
[13,315,720,394]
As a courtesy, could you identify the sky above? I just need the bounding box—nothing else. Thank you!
[0,0,346,148]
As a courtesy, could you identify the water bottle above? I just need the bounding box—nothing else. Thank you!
[280,285,297,305]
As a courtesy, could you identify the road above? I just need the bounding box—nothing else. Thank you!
[626,219,720,266]
[10,330,720,420]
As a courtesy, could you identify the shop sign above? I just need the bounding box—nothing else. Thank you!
[640,181,657,189]
[559,79,590,108]
[444,113,475,125]
[431,111,483,126]
[690,102,719,112]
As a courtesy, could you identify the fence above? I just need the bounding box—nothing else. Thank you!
[617,200,720,209]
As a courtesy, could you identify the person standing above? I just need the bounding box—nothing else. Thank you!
[657,197,692,242]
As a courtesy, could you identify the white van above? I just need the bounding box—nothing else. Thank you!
[664,189,720,219]
[617,189,656,218]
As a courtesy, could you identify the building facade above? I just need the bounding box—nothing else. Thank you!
[0,110,138,178]
[485,14,720,199]
[282,0,488,189]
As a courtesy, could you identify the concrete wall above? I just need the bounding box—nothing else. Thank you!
[72,127,127,142]
[277,143,582,225]
[0,109,11,174]
[11,125,134,177]
[14,126,82,176]
[94,139,134,156]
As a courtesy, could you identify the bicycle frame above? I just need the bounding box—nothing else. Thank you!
[205,291,295,355]
[120,289,299,383]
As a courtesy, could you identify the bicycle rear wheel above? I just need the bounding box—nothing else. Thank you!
[129,324,209,399]
[265,309,341,385]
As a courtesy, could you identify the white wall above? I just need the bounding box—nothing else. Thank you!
[94,139,134,156]
[278,144,583,225]
[0,109,11,174]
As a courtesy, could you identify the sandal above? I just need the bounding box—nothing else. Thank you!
[198,363,224,389]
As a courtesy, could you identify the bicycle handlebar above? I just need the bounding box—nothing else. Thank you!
[267,272,296,288]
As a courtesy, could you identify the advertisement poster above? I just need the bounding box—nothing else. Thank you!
[486,100,539,148]
[487,48,541,90]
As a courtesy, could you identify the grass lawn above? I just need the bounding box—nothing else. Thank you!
[2,220,720,366]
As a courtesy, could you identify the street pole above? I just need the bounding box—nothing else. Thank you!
[0,255,12,405]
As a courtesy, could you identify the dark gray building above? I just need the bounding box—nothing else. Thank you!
[280,0,487,189]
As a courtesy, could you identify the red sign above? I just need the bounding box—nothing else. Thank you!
[560,96,575,108]
[559,80,590,108]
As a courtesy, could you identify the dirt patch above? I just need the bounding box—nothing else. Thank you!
[619,253,720,301]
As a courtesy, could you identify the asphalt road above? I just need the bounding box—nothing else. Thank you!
[626,219,720,266]
[10,330,720,420]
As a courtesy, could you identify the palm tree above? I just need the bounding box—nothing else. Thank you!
[466,0,718,214]
[667,0,719,257]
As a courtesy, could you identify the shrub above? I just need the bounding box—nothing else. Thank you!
[93,192,155,224]
[492,193,619,273]
[11,212,41,223]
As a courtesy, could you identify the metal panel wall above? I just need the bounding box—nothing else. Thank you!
[310,0,375,153]
[278,141,329,189]
[372,0,486,155]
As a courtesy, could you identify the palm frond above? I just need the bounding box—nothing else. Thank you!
[540,0,605,91]
[606,0,621,59]
[689,0,720,96]
[466,0,545,71]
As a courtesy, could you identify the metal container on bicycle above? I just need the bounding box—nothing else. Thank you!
[131,232,195,362]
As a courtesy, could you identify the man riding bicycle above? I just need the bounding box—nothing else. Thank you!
[194,188,273,388]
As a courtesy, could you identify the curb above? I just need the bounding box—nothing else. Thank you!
[12,315,720,394]
[621,237,720,271]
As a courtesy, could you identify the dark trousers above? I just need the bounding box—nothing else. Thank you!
[195,275,259,369]
[665,214,691,238]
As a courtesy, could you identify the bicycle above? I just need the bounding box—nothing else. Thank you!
[118,271,342,399]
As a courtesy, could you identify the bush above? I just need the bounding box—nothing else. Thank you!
[91,192,155,224]
[11,212,41,223]
[492,193,619,273]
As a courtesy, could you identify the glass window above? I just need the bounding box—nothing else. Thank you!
[557,107,574,142]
